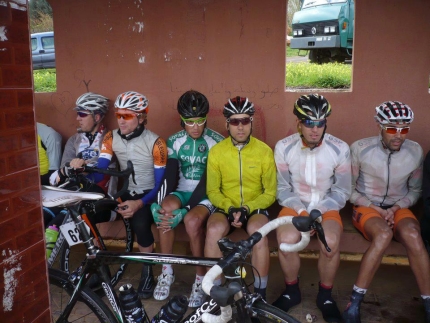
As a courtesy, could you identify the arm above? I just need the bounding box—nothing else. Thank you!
[206,149,233,211]
[141,137,168,205]
[274,142,307,214]
[45,129,62,170]
[186,168,208,209]
[316,146,352,213]
[245,151,277,212]
[60,135,78,168]
[395,147,423,209]
[350,143,373,207]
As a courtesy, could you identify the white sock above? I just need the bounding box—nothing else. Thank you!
[162,264,174,275]
[353,285,367,294]
[254,275,268,289]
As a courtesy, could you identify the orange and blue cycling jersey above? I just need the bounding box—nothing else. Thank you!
[97,128,167,205]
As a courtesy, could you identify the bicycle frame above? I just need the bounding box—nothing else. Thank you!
[57,202,256,323]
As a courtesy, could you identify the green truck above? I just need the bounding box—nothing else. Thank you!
[290,0,354,63]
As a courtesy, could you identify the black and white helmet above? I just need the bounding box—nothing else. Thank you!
[115,91,149,112]
[75,92,109,115]
[223,97,255,118]
[293,94,331,121]
[374,101,414,125]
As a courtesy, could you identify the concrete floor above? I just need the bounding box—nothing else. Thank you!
[49,244,427,323]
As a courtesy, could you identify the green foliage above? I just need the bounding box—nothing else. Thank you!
[29,0,52,20]
[33,69,57,92]
[286,47,299,57]
[30,11,53,33]
[286,62,352,89]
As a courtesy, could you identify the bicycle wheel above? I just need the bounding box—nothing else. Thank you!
[49,268,117,323]
[59,215,134,288]
[249,300,300,323]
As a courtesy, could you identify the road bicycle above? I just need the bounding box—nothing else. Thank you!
[44,161,135,290]
[43,163,330,323]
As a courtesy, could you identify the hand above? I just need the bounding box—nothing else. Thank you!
[117,200,143,219]
[156,208,188,233]
[385,205,400,228]
[69,158,86,169]
[370,204,393,228]
[228,207,248,228]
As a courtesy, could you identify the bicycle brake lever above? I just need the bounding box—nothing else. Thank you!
[312,221,331,252]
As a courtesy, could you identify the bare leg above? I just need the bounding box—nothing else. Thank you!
[395,218,430,295]
[184,205,210,276]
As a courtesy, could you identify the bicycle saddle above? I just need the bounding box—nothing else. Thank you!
[41,185,105,207]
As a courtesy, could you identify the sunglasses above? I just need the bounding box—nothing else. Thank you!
[115,112,140,120]
[181,116,207,127]
[77,112,91,118]
[301,119,326,128]
[228,117,253,126]
[381,125,410,135]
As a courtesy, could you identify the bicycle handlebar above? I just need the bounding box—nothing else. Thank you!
[64,161,136,200]
[202,210,327,323]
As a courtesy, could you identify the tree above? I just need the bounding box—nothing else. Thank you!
[287,0,301,35]
[29,0,53,20]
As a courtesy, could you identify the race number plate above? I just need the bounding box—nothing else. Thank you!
[60,221,90,246]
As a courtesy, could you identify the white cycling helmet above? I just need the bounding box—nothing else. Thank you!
[75,92,109,115]
[114,91,149,112]
[374,101,414,125]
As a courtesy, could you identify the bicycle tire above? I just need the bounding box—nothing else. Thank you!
[49,268,117,323]
[249,300,301,323]
[59,215,134,288]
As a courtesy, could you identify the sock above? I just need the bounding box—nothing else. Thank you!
[316,282,341,322]
[272,279,301,312]
[254,276,268,289]
[353,285,367,295]
[162,264,173,275]
[423,296,430,323]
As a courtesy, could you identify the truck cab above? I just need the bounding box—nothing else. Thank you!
[290,0,354,64]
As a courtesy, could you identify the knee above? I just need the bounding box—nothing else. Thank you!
[321,232,341,258]
[253,236,269,252]
[184,214,204,236]
[206,221,226,241]
[373,227,393,249]
[399,225,422,249]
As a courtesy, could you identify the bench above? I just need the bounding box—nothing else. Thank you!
[99,201,422,258]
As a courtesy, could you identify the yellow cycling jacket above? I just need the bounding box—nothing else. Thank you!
[207,136,277,213]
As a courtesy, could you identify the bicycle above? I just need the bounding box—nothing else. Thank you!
[44,161,135,290]
[42,164,330,323]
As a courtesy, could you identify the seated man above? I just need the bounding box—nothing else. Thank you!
[151,90,224,307]
[37,122,62,186]
[421,151,430,252]
[343,101,430,323]
[45,92,111,227]
[273,94,351,323]
[204,96,277,300]
[96,91,167,299]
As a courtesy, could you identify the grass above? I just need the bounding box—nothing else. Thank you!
[33,68,57,92]
[286,62,352,89]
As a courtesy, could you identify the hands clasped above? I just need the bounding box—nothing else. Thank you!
[151,203,188,233]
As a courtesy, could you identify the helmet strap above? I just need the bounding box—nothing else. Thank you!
[298,123,326,151]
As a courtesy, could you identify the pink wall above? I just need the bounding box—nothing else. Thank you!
[36,0,430,153]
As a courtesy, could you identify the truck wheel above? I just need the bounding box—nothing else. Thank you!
[309,49,331,64]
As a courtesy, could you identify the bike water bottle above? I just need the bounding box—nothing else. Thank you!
[45,224,59,259]
[119,283,150,323]
[151,295,188,323]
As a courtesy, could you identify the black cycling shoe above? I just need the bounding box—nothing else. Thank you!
[342,291,364,323]
[423,298,430,323]
[272,282,301,312]
[316,294,342,322]
[138,264,155,299]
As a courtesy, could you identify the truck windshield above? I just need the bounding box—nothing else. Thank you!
[302,0,346,9]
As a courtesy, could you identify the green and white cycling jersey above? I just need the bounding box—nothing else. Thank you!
[167,128,224,193]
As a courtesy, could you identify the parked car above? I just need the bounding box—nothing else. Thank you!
[31,31,55,69]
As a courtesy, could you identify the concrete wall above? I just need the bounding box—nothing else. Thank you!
[36,0,430,152]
